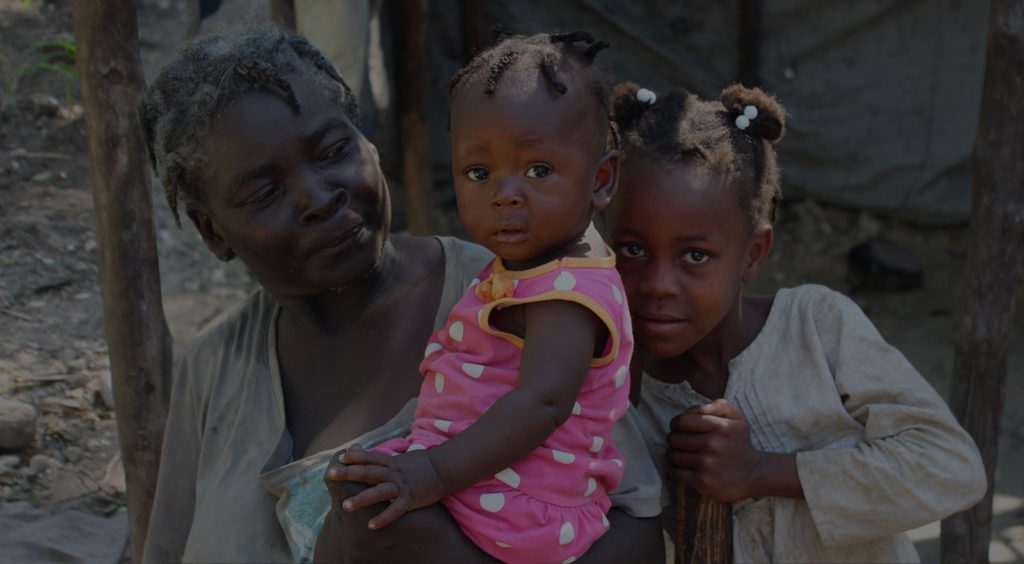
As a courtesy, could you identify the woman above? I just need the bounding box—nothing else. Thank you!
[140,27,663,563]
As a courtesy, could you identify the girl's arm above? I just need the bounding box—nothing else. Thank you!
[332,299,601,528]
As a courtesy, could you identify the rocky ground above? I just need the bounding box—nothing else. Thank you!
[0,1,1021,562]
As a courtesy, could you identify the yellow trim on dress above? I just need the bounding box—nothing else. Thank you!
[491,253,616,279]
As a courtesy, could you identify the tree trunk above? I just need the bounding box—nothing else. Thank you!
[270,0,296,31]
[73,2,173,561]
[940,1,1024,562]
[395,0,435,235]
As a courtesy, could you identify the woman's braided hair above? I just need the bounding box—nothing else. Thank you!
[140,26,359,225]
[611,83,786,227]
[448,29,618,149]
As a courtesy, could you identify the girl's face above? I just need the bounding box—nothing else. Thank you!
[449,75,617,270]
[188,74,391,298]
[606,157,771,358]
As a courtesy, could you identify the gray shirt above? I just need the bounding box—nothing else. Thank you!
[143,236,661,563]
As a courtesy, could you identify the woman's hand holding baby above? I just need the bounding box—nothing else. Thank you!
[326,444,450,530]
[667,399,803,503]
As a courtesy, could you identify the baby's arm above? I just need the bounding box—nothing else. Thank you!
[331,299,601,528]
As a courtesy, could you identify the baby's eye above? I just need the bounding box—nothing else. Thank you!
[682,249,711,265]
[249,183,282,208]
[465,167,489,182]
[525,164,552,179]
[615,243,647,259]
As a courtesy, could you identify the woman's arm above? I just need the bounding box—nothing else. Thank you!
[331,299,601,528]
[142,360,202,563]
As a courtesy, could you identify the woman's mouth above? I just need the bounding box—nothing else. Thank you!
[309,223,366,257]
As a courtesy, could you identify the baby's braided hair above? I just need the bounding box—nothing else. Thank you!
[448,30,616,148]
[611,83,786,227]
[140,26,359,225]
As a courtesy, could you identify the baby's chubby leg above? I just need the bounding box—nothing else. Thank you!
[316,447,497,563]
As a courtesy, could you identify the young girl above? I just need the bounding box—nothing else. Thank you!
[605,83,987,561]
[327,32,642,563]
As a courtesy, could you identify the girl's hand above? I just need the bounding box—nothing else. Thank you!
[325,444,449,529]
[666,399,765,503]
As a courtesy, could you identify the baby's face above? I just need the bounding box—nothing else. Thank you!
[449,73,613,270]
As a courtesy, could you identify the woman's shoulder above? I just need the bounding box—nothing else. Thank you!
[177,287,276,368]
[434,235,493,280]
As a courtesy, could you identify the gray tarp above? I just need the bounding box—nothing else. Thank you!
[342,0,988,226]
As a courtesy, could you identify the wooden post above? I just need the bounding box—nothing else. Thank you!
[396,0,435,235]
[72,2,173,561]
[270,0,296,31]
[460,0,487,63]
[940,1,1024,562]
[674,405,733,563]
[737,0,761,87]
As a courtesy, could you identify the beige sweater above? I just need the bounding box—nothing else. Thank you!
[636,284,986,563]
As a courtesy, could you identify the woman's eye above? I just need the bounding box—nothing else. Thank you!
[682,249,710,265]
[321,140,350,162]
[466,167,489,182]
[615,243,646,259]
[525,164,552,179]
[249,184,282,208]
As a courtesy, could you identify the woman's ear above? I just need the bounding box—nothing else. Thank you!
[741,225,773,283]
[186,204,235,261]
[591,149,620,212]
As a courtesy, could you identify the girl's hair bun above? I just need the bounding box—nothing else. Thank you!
[610,81,655,134]
[720,83,785,144]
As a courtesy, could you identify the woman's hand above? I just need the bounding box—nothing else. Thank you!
[666,399,765,503]
[325,444,449,529]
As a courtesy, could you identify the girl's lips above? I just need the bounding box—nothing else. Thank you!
[493,227,527,243]
[635,315,686,337]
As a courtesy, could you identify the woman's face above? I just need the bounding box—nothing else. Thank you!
[606,157,766,358]
[189,73,391,298]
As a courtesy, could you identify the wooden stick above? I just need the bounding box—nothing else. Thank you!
[939,1,1024,562]
[395,0,435,235]
[73,2,173,561]
[675,484,733,563]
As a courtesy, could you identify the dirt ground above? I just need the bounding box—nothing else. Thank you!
[0,1,1021,562]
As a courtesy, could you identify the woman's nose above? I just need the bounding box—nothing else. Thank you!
[297,171,348,224]
[491,178,525,209]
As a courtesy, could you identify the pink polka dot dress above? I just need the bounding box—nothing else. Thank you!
[374,254,634,563]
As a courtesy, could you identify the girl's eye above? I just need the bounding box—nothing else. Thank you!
[466,167,489,182]
[682,249,711,265]
[615,243,647,259]
[525,164,552,179]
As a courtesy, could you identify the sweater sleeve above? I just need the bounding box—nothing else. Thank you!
[794,288,986,546]
[142,352,203,564]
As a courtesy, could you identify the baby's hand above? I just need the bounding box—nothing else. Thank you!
[325,444,448,529]
[666,399,765,503]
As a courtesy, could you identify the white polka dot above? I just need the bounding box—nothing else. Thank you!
[601,513,610,528]
[571,401,581,415]
[480,492,505,513]
[407,443,426,451]
[608,407,618,421]
[462,362,484,379]
[584,477,597,496]
[424,342,441,357]
[470,277,481,287]
[434,419,452,433]
[513,279,519,288]
[559,522,575,545]
[552,450,575,464]
[496,541,511,549]
[612,285,623,305]
[611,458,623,468]
[589,435,604,453]
[554,271,577,291]
[449,321,464,342]
[434,373,445,393]
[495,468,521,488]
[563,558,577,564]
[614,366,628,388]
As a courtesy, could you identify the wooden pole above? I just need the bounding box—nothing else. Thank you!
[737,0,761,87]
[940,1,1024,562]
[674,405,733,563]
[72,2,173,561]
[270,0,296,31]
[396,0,435,235]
